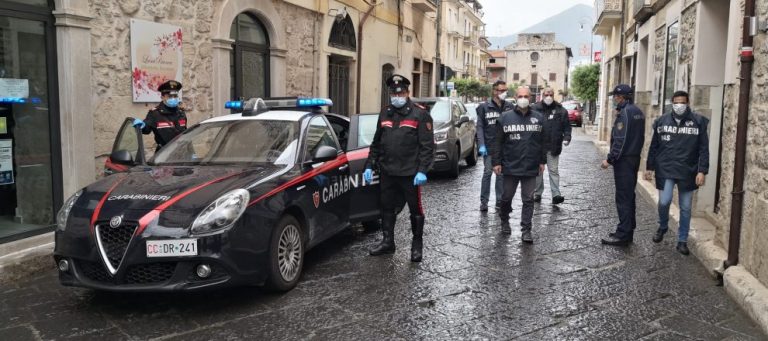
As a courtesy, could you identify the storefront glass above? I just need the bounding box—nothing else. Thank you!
[0,15,54,240]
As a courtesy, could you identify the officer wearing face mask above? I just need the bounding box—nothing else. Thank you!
[475,80,514,212]
[644,90,709,255]
[364,74,435,262]
[132,80,188,152]
[532,87,572,205]
[600,84,646,246]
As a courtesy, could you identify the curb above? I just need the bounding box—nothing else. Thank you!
[591,138,768,336]
[0,232,55,285]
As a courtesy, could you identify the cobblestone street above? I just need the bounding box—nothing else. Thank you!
[1,131,765,340]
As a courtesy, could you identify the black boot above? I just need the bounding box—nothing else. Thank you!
[499,201,512,234]
[370,213,396,256]
[410,215,424,262]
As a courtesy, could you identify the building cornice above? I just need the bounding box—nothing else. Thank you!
[53,11,93,29]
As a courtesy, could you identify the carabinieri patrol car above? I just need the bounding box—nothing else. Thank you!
[54,98,389,292]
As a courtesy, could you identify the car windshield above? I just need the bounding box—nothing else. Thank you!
[464,103,478,120]
[419,100,451,123]
[152,120,299,166]
[357,114,378,148]
[563,103,578,110]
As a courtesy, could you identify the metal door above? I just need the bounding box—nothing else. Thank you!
[328,57,350,116]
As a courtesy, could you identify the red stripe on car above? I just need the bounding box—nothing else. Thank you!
[248,154,349,206]
[90,176,128,234]
[346,148,369,161]
[134,172,245,236]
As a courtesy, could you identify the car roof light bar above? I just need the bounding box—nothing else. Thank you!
[226,97,333,116]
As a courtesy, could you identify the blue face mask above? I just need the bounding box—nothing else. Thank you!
[390,96,407,108]
[165,97,180,108]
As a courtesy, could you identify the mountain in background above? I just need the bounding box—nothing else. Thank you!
[487,4,603,62]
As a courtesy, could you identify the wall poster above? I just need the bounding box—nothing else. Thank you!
[130,19,183,102]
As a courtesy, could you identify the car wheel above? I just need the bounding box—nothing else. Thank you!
[465,141,478,167]
[448,146,460,179]
[265,215,304,292]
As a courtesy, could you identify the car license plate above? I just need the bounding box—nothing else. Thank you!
[146,239,198,258]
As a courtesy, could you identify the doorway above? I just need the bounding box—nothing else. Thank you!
[328,55,350,116]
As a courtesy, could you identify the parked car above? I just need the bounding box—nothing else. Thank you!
[563,100,583,127]
[411,97,478,178]
[58,97,394,292]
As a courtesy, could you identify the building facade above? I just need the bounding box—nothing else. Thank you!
[439,0,486,86]
[503,33,573,101]
[593,0,768,331]
[0,0,469,243]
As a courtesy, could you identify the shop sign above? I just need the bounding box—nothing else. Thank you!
[0,139,13,185]
[130,19,183,102]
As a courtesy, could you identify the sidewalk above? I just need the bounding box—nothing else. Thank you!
[590,131,768,336]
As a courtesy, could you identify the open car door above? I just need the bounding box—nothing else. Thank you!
[104,117,146,176]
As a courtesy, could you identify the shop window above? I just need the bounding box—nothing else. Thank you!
[230,13,270,100]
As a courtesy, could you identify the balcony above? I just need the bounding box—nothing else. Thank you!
[593,0,622,36]
[634,0,652,23]
[412,0,437,13]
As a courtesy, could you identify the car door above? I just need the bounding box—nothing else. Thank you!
[301,115,350,241]
[104,117,146,176]
[346,113,383,223]
[451,101,468,156]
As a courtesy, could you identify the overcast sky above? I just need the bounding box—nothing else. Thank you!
[480,0,594,36]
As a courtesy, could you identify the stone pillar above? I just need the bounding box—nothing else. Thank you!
[211,38,233,117]
[53,4,95,198]
[270,47,288,97]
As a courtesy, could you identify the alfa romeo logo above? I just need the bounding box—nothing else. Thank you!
[109,215,123,228]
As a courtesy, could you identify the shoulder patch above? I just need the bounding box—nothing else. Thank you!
[426,122,432,131]
[616,122,624,131]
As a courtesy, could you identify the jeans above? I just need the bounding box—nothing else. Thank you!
[613,156,640,240]
[499,175,537,231]
[658,179,694,242]
[481,155,503,206]
[535,152,561,197]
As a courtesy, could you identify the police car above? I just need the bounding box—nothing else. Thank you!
[54,98,389,292]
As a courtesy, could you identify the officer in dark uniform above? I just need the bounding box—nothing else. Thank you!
[363,74,435,262]
[476,80,514,212]
[491,87,547,243]
[601,84,646,246]
[133,80,188,151]
[645,90,709,255]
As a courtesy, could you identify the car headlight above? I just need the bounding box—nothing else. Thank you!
[57,190,83,231]
[434,130,449,142]
[190,189,249,235]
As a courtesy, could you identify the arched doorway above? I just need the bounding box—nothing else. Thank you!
[327,14,355,117]
[381,63,395,108]
[230,12,270,100]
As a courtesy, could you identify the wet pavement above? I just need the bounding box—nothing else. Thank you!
[2,130,766,340]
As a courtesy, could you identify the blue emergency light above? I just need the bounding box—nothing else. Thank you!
[225,101,243,109]
[225,97,333,116]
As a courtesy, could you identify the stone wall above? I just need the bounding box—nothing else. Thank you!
[275,3,317,97]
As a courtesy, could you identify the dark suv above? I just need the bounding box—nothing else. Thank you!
[412,97,477,178]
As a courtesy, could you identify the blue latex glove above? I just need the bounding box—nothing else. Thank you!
[478,145,488,157]
[363,169,373,184]
[414,172,427,186]
[132,118,145,129]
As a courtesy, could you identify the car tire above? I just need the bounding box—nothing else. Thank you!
[265,215,304,292]
[448,146,460,179]
[465,141,478,167]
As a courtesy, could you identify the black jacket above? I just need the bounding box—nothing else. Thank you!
[365,99,435,176]
[476,98,514,147]
[533,101,572,156]
[607,101,645,164]
[646,109,709,191]
[491,107,547,177]
[141,103,188,148]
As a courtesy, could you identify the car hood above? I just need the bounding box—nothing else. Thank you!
[81,165,284,223]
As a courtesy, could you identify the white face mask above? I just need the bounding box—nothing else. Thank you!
[672,103,687,115]
[543,96,554,105]
[516,98,530,109]
[497,92,507,101]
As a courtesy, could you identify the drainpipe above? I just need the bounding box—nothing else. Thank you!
[355,1,377,114]
[725,0,757,268]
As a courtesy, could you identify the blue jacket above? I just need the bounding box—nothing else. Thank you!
[607,102,645,164]
[476,98,514,147]
[646,108,709,191]
[491,107,547,177]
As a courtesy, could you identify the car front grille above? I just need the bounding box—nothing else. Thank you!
[125,263,176,284]
[78,260,114,284]
[95,223,138,273]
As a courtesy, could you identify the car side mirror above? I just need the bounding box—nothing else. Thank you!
[312,145,338,164]
[110,150,135,166]
[457,116,470,127]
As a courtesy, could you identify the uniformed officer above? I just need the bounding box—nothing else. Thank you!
[476,80,514,212]
[645,91,709,255]
[133,80,188,151]
[363,74,435,262]
[491,87,547,243]
[601,84,646,246]
[533,87,572,205]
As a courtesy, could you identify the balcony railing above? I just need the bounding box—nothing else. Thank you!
[593,0,622,35]
[634,0,652,23]
[412,0,437,13]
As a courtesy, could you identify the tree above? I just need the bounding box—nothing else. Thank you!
[450,77,487,101]
[570,63,600,101]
